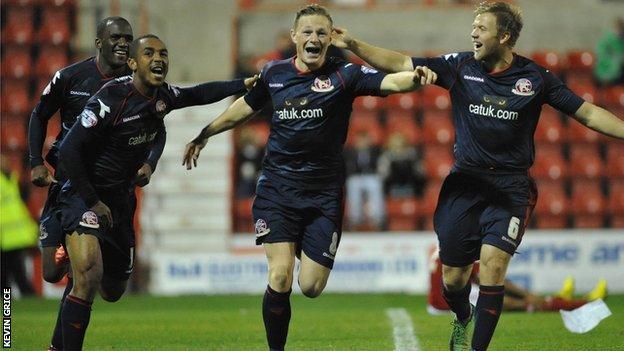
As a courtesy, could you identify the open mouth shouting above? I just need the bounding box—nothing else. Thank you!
[150,65,166,81]
[113,47,129,61]
[473,41,483,52]
[304,45,322,59]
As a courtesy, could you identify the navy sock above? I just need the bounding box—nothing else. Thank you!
[50,277,74,349]
[471,285,505,351]
[61,295,92,351]
[442,282,472,323]
[262,285,291,351]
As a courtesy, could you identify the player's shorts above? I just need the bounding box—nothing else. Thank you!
[434,167,537,267]
[39,181,64,248]
[252,174,343,269]
[58,184,136,281]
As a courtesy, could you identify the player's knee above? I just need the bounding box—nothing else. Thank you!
[480,256,507,284]
[268,267,292,292]
[73,261,103,292]
[443,278,467,292]
[299,279,325,298]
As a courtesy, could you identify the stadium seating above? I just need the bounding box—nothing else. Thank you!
[568,82,598,104]
[0,119,28,151]
[531,145,567,181]
[534,106,565,144]
[566,118,602,143]
[37,7,71,45]
[530,51,564,74]
[385,92,420,111]
[386,196,419,231]
[0,79,32,115]
[234,197,254,233]
[422,110,454,145]
[347,110,384,146]
[385,111,420,145]
[533,181,568,229]
[570,180,606,228]
[605,142,624,179]
[353,95,384,112]
[35,46,69,77]
[1,46,33,79]
[422,146,453,180]
[569,144,605,180]
[1,6,34,45]
[27,186,49,219]
[420,85,450,110]
[601,85,624,108]
[609,180,624,227]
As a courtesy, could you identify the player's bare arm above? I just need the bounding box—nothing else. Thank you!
[183,97,256,169]
[380,66,437,93]
[332,27,413,73]
[573,101,624,139]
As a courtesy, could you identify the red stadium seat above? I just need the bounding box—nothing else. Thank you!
[37,8,71,45]
[609,181,624,215]
[347,111,383,146]
[601,86,624,109]
[568,82,598,104]
[3,150,25,176]
[385,92,419,111]
[535,106,564,144]
[386,197,419,231]
[35,46,69,78]
[420,180,443,230]
[0,119,28,151]
[569,144,605,180]
[530,145,567,181]
[1,6,35,45]
[353,96,384,112]
[422,110,454,145]
[1,46,32,79]
[385,111,420,145]
[531,51,564,73]
[423,146,453,180]
[37,0,75,7]
[566,118,602,143]
[571,180,606,228]
[421,85,450,110]
[534,181,568,229]
[27,186,49,219]
[1,80,32,115]
[605,143,624,179]
[566,50,595,72]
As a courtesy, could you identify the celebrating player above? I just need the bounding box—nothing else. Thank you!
[56,34,257,350]
[182,4,436,351]
[333,1,624,350]
[27,17,167,351]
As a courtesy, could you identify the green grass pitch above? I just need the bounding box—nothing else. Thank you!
[10,294,624,350]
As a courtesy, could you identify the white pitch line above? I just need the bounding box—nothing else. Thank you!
[386,308,421,351]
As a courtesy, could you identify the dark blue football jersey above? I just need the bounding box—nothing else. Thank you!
[244,57,387,188]
[413,52,584,172]
[60,77,246,207]
[28,57,135,169]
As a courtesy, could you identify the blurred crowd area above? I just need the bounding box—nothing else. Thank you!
[231,20,624,232]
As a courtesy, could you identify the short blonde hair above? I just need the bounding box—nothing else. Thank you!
[475,1,523,48]
[293,4,333,29]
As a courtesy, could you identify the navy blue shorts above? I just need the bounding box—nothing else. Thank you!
[252,175,343,269]
[58,185,137,281]
[434,169,537,267]
[39,181,64,248]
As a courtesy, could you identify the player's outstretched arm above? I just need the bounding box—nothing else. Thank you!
[182,96,256,170]
[572,102,624,139]
[380,66,437,94]
[332,27,413,73]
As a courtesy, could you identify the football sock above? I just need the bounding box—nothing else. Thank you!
[471,285,504,351]
[50,277,73,349]
[62,295,92,351]
[442,282,472,323]
[263,285,292,351]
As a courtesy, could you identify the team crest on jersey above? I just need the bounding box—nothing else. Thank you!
[360,66,378,74]
[80,110,98,128]
[254,219,270,237]
[512,78,535,96]
[79,211,100,229]
[156,100,167,113]
[311,76,334,92]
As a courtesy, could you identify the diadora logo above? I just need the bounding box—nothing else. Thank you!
[122,114,141,123]
[512,78,535,96]
[277,107,324,120]
[70,90,90,96]
[269,82,284,88]
[311,75,334,92]
[463,75,484,83]
[469,104,518,120]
